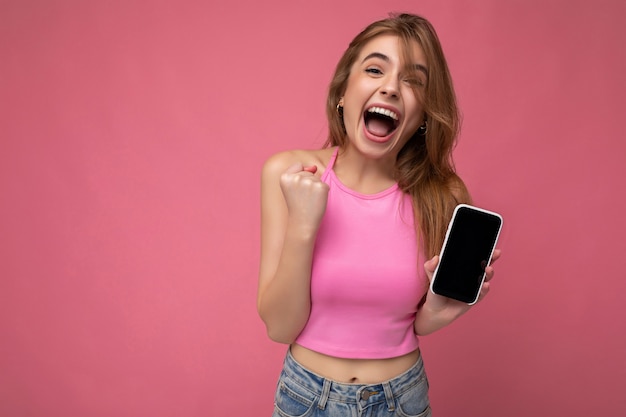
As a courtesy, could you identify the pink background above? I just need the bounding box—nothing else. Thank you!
[1,0,625,416]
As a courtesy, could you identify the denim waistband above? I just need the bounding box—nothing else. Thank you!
[281,349,425,411]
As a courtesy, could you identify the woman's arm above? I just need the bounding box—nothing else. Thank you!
[414,249,501,335]
[257,152,329,344]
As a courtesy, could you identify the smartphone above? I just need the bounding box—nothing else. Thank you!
[430,204,503,305]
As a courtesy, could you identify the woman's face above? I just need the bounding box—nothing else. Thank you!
[341,34,427,160]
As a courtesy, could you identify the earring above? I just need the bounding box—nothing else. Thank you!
[417,119,428,135]
[336,98,344,116]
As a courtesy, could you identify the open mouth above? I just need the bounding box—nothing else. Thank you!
[364,106,399,137]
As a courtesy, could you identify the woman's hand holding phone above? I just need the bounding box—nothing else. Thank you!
[415,204,503,335]
[423,249,500,312]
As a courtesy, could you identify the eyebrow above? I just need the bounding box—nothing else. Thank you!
[362,52,429,76]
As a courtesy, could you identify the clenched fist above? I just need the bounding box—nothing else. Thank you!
[279,163,329,235]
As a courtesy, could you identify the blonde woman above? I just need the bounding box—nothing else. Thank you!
[258,13,501,417]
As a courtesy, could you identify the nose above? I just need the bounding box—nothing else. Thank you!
[379,76,400,99]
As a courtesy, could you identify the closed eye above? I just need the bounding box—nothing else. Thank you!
[403,78,425,87]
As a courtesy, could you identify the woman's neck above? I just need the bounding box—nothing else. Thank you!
[332,145,398,194]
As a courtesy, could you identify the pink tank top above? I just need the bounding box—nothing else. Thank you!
[295,147,427,359]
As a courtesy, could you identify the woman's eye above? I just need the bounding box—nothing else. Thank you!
[403,78,425,87]
[365,67,383,75]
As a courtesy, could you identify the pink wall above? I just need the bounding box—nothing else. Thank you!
[1,1,624,415]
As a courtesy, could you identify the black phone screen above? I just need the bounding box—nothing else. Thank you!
[431,205,502,304]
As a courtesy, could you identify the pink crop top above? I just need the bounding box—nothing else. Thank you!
[295,147,428,359]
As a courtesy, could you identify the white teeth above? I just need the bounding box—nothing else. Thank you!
[367,106,399,121]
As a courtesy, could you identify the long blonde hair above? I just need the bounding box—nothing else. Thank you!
[324,13,471,257]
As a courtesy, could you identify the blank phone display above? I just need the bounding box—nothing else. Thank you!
[431,205,502,304]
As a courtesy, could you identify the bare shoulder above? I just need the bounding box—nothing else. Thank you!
[262,147,336,180]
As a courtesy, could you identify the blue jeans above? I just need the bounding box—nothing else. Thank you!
[272,349,431,417]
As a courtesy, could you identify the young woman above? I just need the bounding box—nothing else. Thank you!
[258,13,500,417]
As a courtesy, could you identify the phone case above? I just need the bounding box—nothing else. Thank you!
[429,204,503,305]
